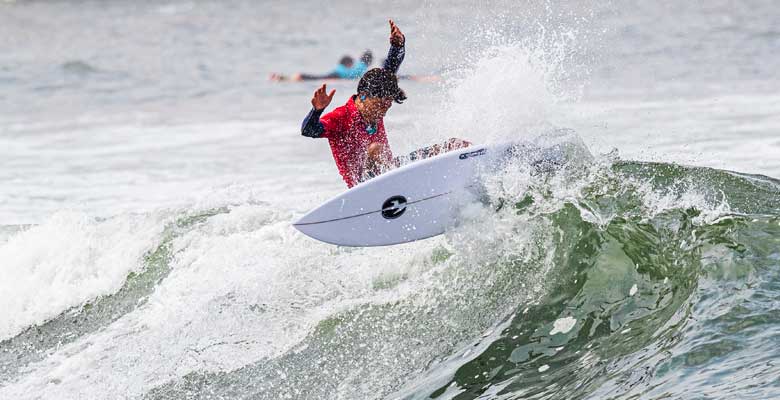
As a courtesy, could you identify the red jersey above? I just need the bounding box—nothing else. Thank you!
[319,96,394,187]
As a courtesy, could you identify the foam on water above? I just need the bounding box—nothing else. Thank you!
[0,211,167,341]
[0,191,457,397]
[2,2,780,399]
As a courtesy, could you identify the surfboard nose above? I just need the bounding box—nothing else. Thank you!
[293,208,324,226]
[293,195,374,227]
[292,218,338,245]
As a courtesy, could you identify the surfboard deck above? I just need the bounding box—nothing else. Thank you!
[293,140,567,247]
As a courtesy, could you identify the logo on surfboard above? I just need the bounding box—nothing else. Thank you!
[459,148,486,160]
[381,196,407,219]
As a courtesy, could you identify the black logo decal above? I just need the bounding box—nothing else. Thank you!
[459,148,486,160]
[381,195,407,219]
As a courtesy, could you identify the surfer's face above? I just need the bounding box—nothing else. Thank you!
[359,96,393,121]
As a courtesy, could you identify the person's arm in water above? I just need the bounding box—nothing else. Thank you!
[270,72,339,82]
[301,84,335,138]
[297,72,340,81]
[383,19,406,73]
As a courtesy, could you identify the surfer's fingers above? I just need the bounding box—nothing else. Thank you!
[389,19,404,45]
[315,85,327,99]
[327,89,336,100]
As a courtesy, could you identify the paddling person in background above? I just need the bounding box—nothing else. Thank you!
[271,50,374,81]
[349,50,373,78]
[300,20,469,188]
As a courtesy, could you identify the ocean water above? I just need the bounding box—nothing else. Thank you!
[1,1,779,399]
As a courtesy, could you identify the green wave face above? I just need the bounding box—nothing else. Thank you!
[145,157,780,400]
[417,160,780,399]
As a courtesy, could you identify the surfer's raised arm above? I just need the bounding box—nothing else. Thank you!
[383,19,405,73]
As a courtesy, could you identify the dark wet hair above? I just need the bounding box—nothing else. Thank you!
[339,56,354,67]
[357,68,406,104]
[360,50,373,65]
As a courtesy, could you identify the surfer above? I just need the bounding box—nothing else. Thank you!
[270,50,374,82]
[300,20,469,188]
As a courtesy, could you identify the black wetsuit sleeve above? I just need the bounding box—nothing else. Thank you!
[301,108,325,138]
[383,44,405,74]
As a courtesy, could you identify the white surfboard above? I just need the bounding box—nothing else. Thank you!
[293,140,567,247]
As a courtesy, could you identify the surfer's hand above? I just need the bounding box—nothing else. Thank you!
[389,19,405,46]
[311,84,335,111]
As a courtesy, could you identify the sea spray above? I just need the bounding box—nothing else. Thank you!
[402,12,595,152]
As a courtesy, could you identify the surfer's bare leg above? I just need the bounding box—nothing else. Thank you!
[393,138,471,166]
[415,138,471,158]
[445,137,471,151]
